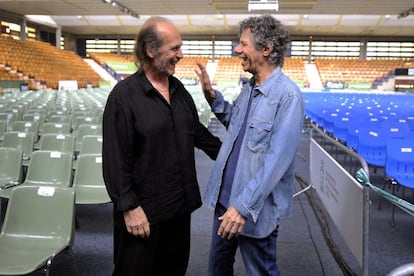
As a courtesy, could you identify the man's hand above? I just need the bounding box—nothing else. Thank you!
[194,61,216,104]
[217,205,246,240]
[124,206,151,238]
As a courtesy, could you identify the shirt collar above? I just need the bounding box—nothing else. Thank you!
[135,70,179,95]
[249,67,282,97]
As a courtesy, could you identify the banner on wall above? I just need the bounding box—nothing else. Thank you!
[106,62,137,74]
[0,80,23,93]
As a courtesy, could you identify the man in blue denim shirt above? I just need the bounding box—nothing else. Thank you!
[195,15,304,276]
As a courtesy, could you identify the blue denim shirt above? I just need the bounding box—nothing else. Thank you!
[204,67,304,238]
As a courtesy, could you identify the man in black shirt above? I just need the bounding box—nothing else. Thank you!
[102,16,221,276]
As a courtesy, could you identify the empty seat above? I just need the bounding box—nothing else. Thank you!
[74,124,102,153]
[12,120,39,142]
[0,185,76,275]
[0,120,6,142]
[72,154,111,204]
[79,135,103,155]
[357,128,389,167]
[385,139,414,189]
[0,112,18,132]
[22,150,73,187]
[12,120,39,135]
[41,122,71,135]
[0,148,23,199]
[2,131,35,164]
[38,133,75,157]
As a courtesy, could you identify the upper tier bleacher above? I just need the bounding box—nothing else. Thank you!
[87,52,135,66]
[2,38,413,92]
[315,57,413,86]
[83,52,414,91]
[174,55,209,79]
[0,35,103,90]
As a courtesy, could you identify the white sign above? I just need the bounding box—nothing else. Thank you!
[310,138,364,266]
[58,80,78,91]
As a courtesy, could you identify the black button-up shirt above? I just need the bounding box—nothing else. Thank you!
[102,70,221,227]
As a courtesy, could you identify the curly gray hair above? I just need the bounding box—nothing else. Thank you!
[239,15,289,67]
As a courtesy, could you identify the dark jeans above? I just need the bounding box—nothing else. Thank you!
[112,213,191,276]
[208,203,280,276]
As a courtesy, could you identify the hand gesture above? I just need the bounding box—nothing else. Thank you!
[194,61,216,104]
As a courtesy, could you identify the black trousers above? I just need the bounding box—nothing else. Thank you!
[112,213,191,276]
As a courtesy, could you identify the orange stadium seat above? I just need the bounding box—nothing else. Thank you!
[0,35,102,89]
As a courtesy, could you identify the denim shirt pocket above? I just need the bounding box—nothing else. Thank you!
[247,118,273,152]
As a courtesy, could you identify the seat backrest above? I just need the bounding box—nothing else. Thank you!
[2,131,35,161]
[0,120,6,141]
[12,120,39,135]
[1,185,75,244]
[22,112,46,124]
[73,154,104,187]
[41,122,71,135]
[79,135,103,155]
[48,114,72,125]
[22,112,46,131]
[0,112,18,132]
[39,133,75,155]
[357,128,389,167]
[75,124,102,152]
[0,147,23,186]
[385,138,414,188]
[405,131,414,139]
[24,150,73,186]
[72,115,98,132]
[386,139,414,166]
[380,121,410,139]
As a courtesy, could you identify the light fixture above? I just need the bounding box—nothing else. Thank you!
[397,7,414,19]
[248,0,279,12]
[101,0,139,19]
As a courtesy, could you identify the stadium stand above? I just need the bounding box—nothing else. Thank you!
[87,52,135,66]
[315,57,414,89]
[1,3,414,274]
[0,35,102,89]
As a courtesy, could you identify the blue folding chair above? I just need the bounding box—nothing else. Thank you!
[380,121,410,140]
[385,138,414,189]
[357,128,389,167]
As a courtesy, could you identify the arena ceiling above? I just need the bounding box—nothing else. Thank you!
[0,0,414,38]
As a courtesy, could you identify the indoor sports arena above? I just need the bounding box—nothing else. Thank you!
[0,1,413,275]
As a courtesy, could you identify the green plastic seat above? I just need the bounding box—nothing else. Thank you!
[74,124,102,153]
[2,131,35,165]
[0,148,23,199]
[71,115,98,133]
[47,114,72,125]
[73,154,111,204]
[79,135,103,155]
[41,122,72,135]
[21,150,73,189]
[0,185,77,275]
[0,120,6,142]
[22,112,46,134]
[0,112,18,132]
[38,133,75,157]
[12,120,39,142]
